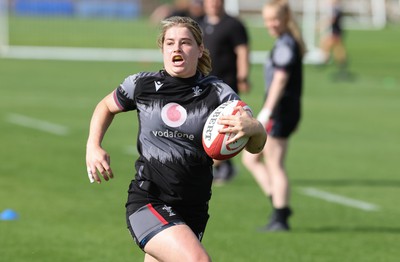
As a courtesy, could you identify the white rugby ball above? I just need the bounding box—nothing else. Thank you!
[202,100,253,160]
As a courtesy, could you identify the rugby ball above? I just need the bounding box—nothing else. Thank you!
[202,100,253,160]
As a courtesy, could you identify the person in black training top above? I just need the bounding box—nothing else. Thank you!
[198,0,251,184]
[242,0,305,232]
[86,16,266,262]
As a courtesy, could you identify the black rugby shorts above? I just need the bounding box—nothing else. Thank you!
[266,116,299,138]
[126,181,209,250]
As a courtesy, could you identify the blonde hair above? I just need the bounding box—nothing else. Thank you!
[264,0,306,57]
[158,16,212,76]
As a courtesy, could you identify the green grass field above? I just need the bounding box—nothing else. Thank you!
[1,17,400,262]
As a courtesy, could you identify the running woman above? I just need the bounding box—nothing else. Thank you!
[86,16,266,261]
[319,0,350,80]
[320,0,347,66]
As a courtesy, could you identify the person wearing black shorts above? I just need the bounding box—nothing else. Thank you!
[198,0,251,184]
[319,0,350,80]
[242,0,305,232]
[86,16,266,261]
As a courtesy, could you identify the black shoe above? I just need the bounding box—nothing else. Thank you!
[258,207,292,232]
[257,219,290,232]
[331,70,355,82]
[263,221,290,232]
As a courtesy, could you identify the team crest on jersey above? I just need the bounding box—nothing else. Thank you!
[192,86,202,97]
[162,205,176,217]
[161,102,187,127]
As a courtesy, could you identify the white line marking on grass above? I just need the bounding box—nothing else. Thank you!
[300,187,380,212]
[1,46,324,64]
[1,46,328,64]
[0,46,275,64]
[5,113,69,136]
[3,46,163,62]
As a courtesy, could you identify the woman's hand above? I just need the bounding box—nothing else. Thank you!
[218,106,262,145]
[85,92,121,184]
[86,145,114,184]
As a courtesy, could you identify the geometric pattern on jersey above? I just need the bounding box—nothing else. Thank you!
[115,70,240,205]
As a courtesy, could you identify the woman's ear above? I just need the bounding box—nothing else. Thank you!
[199,44,204,58]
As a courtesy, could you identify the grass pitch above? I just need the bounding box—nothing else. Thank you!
[0,17,399,262]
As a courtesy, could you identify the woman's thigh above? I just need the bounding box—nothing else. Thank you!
[144,224,210,262]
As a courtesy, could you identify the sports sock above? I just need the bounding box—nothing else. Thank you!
[274,207,292,223]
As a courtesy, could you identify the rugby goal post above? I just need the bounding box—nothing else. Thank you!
[0,0,9,55]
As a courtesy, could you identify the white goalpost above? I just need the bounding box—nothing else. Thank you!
[301,0,324,64]
[0,0,9,55]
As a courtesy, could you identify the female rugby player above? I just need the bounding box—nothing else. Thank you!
[86,16,266,261]
[242,0,305,232]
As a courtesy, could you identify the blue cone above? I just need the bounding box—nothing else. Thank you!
[0,209,19,220]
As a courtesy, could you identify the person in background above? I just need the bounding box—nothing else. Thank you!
[150,0,204,23]
[169,0,204,21]
[86,16,266,261]
[198,0,251,185]
[319,0,350,80]
[242,0,305,232]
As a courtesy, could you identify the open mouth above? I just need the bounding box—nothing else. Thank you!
[172,55,184,64]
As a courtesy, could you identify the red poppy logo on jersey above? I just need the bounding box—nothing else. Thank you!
[161,103,187,127]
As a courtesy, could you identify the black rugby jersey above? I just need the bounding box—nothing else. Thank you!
[264,32,302,118]
[114,70,239,205]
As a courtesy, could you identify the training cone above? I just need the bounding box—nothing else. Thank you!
[0,209,19,221]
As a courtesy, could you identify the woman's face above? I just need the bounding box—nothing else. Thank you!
[162,26,203,78]
[262,6,287,38]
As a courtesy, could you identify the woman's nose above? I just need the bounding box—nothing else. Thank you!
[173,44,182,53]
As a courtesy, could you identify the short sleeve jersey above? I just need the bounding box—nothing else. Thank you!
[114,70,239,205]
[199,14,248,92]
[264,33,302,117]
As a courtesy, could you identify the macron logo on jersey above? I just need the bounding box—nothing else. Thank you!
[155,81,164,91]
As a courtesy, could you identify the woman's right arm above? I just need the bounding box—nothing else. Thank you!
[257,70,289,126]
[86,92,123,184]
